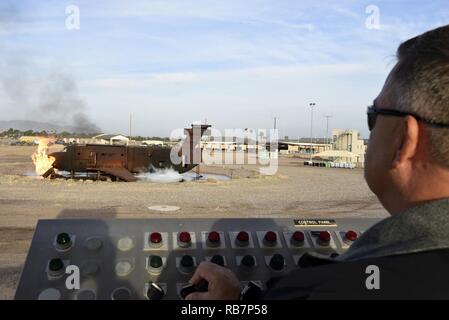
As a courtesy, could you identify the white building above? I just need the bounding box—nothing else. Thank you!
[141,140,166,146]
[332,129,367,165]
[92,134,130,145]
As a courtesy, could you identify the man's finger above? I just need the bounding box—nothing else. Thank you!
[189,261,220,284]
[185,291,210,300]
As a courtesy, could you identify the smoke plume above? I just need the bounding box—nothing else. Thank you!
[0,1,101,134]
[37,73,101,133]
[136,168,184,183]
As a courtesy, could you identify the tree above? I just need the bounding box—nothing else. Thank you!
[60,131,71,137]
[23,130,34,136]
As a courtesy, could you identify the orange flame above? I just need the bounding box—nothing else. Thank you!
[31,137,56,175]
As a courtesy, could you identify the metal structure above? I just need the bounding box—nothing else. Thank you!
[324,115,332,145]
[47,124,211,182]
[309,102,316,161]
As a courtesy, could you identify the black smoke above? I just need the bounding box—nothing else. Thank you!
[37,73,101,133]
[0,1,101,134]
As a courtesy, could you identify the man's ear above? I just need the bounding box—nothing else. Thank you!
[392,115,420,168]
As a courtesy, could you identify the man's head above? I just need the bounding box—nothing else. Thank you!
[365,24,449,214]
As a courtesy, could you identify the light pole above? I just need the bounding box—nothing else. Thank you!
[324,115,332,145]
[309,102,316,161]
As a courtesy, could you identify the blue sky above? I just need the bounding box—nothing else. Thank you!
[0,0,448,137]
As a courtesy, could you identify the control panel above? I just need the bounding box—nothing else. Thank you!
[14,218,381,300]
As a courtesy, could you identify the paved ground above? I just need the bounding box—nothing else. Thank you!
[0,145,387,299]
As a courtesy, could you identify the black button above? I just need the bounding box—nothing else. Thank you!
[56,233,71,246]
[180,280,208,300]
[146,282,165,300]
[150,256,163,268]
[180,284,196,300]
[49,258,64,271]
[241,281,263,301]
[180,255,194,268]
[210,255,225,266]
[269,254,285,271]
[241,255,255,268]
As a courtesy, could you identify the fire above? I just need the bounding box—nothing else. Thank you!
[31,137,56,176]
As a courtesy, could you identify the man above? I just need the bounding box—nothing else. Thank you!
[186,24,449,300]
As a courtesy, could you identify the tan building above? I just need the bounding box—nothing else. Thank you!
[332,129,366,165]
[19,136,39,144]
[312,150,359,165]
[278,141,332,155]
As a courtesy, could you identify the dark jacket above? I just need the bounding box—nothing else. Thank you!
[264,198,449,299]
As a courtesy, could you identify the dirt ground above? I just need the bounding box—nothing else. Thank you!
[0,145,388,299]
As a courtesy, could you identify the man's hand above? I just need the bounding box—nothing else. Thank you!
[185,261,241,300]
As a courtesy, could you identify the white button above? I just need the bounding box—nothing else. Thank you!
[81,261,100,276]
[117,237,134,251]
[38,288,61,300]
[76,289,96,300]
[115,261,132,277]
[86,237,103,251]
[111,287,132,300]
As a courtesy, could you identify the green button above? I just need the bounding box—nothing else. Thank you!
[211,255,225,266]
[56,233,71,246]
[241,255,255,268]
[49,258,64,272]
[150,256,163,268]
[180,255,194,268]
[269,254,285,271]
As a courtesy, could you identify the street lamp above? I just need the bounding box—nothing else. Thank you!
[309,102,316,162]
[324,115,332,145]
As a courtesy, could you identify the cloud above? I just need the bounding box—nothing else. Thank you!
[1,0,448,137]
[91,72,200,89]
[80,61,389,138]
[87,62,386,89]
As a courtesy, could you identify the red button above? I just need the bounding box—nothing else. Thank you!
[319,231,331,242]
[236,231,249,242]
[179,232,191,243]
[208,231,220,243]
[264,231,277,242]
[345,230,358,241]
[292,231,305,242]
[149,232,162,244]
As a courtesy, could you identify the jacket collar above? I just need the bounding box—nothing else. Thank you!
[339,198,449,261]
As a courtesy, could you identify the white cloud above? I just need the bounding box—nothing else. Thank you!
[91,72,200,89]
[81,62,390,137]
[86,62,386,88]
[2,0,447,137]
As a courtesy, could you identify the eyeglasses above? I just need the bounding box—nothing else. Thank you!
[367,105,449,131]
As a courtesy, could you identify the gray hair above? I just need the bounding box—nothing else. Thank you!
[391,24,449,166]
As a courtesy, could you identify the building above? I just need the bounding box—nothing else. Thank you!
[278,140,332,155]
[141,140,166,146]
[91,134,130,145]
[19,136,39,144]
[62,137,81,144]
[312,150,360,165]
[332,129,367,165]
[201,139,264,152]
